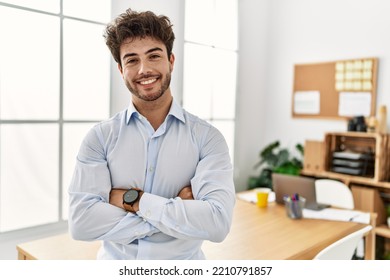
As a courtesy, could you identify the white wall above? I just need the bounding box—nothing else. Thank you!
[233,0,270,190]
[236,0,390,191]
[263,0,390,144]
[110,0,390,192]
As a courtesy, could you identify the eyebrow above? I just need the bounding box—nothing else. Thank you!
[122,47,164,61]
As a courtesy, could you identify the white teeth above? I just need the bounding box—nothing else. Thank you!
[140,79,156,85]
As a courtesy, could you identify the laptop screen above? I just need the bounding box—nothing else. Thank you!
[272,173,317,205]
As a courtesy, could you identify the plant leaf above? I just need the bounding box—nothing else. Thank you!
[259,140,280,158]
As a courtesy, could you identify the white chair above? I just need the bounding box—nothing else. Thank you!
[315,179,354,209]
[315,179,368,259]
[313,225,372,260]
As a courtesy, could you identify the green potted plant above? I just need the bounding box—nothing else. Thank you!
[248,140,304,190]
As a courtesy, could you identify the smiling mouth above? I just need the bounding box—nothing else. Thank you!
[139,78,157,85]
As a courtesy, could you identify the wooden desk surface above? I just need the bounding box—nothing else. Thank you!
[202,199,368,260]
[17,199,369,260]
[17,234,101,260]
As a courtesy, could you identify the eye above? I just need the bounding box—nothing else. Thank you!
[149,54,161,60]
[126,58,138,65]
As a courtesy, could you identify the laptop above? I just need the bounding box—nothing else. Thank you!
[272,173,330,210]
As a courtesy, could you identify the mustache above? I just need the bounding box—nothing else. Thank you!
[137,73,159,80]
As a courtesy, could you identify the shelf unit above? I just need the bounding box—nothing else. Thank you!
[376,225,390,239]
[302,132,390,259]
[323,132,390,182]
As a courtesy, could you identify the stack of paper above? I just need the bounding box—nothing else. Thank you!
[237,189,276,203]
[303,208,370,224]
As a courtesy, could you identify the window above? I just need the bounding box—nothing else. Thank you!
[0,1,111,232]
[183,0,238,162]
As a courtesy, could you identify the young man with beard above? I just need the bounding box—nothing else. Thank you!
[68,9,235,260]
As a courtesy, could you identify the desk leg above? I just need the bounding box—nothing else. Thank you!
[365,230,375,260]
[365,213,377,260]
[18,251,26,260]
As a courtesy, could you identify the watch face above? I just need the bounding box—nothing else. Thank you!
[123,189,139,204]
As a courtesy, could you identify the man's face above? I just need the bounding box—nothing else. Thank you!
[118,37,174,102]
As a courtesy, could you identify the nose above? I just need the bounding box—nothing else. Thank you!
[138,59,152,75]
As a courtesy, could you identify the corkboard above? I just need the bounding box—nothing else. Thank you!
[292,57,378,120]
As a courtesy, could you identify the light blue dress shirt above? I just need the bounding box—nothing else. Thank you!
[68,99,236,259]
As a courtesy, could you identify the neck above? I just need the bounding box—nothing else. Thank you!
[133,94,173,131]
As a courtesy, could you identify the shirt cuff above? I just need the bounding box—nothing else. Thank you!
[137,192,170,222]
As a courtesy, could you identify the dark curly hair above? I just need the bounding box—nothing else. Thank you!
[104,9,175,66]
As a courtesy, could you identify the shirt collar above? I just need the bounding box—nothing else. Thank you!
[126,102,139,124]
[126,98,186,125]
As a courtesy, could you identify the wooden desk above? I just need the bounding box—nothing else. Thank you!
[17,199,372,260]
[202,199,372,260]
[17,234,101,260]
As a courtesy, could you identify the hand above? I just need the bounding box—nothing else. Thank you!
[109,188,127,209]
[177,185,194,200]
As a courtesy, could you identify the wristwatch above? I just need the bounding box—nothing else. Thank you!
[123,189,141,206]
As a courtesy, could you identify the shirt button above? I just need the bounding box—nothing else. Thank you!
[148,167,154,172]
[145,210,151,217]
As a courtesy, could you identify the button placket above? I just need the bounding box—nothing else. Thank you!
[144,135,159,193]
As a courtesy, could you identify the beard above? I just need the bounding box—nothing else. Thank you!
[125,72,172,102]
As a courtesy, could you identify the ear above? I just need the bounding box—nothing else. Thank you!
[169,53,175,72]
[117,63,123,75]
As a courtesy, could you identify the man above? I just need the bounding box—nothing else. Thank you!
[68,9,235,260]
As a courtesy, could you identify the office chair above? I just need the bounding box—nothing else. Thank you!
[315,179,354,209]
[313,225,372,260]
